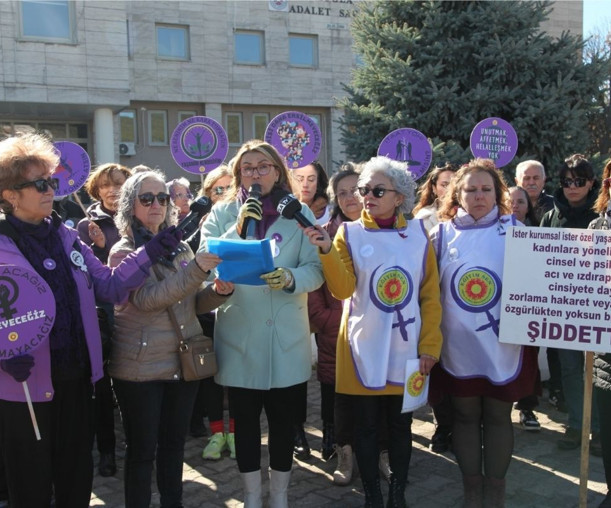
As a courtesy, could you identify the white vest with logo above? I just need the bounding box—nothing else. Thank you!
[436,215,522,384]
[343,219,428,389]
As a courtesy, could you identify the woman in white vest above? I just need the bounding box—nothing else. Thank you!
[302,156,443,508]
[429,159,539,508]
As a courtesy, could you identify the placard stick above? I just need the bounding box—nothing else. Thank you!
[579,351,594,508]
[21,381,41,441]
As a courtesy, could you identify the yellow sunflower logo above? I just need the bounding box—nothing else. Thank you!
[457,269,496,307]
[406,371,425,397]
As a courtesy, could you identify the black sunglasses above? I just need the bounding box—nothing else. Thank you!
[357,186,398,198]
[213,186,228,195]
[137,192,171,207]
[560,177,588,188]
[13,177,59,193]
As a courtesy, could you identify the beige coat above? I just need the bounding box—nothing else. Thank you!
[108,237,228,382]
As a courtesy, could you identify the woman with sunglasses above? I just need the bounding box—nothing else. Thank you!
[430,159,539,507]
[199,140,323,508]
[0,133,177,507]
[303,155,443,508]
[189,164,237,459]
[167,177,193,222]
[540,154,601,455]
[75,162,132,478]
[589,159,611,508]
[108,170,234,508]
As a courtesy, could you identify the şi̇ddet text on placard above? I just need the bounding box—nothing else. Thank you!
[499,227,611,354]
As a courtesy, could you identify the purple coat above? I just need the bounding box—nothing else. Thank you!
[0,219,152,403]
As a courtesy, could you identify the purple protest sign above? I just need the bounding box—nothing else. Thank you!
[171,116,229,175]
[265,111,322,169]
[470,118,518,168]
[0,265,55,358]
[377,128,432,179]
[53,142,91,197]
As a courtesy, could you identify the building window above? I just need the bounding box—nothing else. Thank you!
[253,113,269,140]
[148,110,168,146]
[178,111,196,123]
[289,34,318,68]
[225,113,243,146]
[234,30,264,65]
[20,0,75,43]
[120,110,137,143]
[156,24,190,61]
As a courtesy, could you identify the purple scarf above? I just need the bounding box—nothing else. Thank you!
[7,214,89,379]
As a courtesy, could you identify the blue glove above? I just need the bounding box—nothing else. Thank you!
[1,354,35,383]
[145,226,184,261]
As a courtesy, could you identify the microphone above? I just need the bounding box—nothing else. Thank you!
[271,189,324,240]
[245,184,262,240]
[176,196,212,237]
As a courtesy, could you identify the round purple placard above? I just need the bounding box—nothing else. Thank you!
[0,265,56,358]
[265,111,322,169]
[170,116,229,175]
[377,128,432,179]
[53,142,91,197]
[470,117,518,168]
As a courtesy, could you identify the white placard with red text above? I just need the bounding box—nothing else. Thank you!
[499,226,611,353]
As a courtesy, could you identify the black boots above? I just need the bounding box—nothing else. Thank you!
[386,475,407,508]
[321,421,336,461]
[293,423,311,460]
[362,477,384,508]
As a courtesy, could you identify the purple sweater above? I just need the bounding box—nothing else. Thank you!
[0,220,152,403]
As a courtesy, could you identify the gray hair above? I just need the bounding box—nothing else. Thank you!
[167,177,191,195]
[115,170,176,236]
[358,156,417,216]
[515,160,545,179]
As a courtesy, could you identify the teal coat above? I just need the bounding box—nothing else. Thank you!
[199,199,324,390]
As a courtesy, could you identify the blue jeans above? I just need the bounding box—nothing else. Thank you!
[558,349,599,432]
[113,379,198,508]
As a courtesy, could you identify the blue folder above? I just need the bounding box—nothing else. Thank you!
[206,238,275,286]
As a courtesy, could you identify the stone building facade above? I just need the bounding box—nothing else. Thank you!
[0,0,582,183]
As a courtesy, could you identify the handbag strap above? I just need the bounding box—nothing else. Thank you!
[152,265,187,349]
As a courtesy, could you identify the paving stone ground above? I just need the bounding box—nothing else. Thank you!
[90,371,608,507]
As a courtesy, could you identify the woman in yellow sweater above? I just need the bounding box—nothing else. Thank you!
[303,156,442,508]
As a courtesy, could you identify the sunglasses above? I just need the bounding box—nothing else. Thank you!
[13,177,59,193]
[137,192,171,207]
[560,177,588,188]
[213,186,228,195]
[357,186,398,198]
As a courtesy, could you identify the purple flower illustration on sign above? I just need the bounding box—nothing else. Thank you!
[171,116,229,175]
[265,111,322,169]
[377,128,432,179]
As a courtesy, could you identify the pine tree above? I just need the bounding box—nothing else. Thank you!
[339,0,610,180]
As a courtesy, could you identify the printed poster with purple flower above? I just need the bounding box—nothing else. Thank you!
[171,116,229,175]
[265,111,322,169]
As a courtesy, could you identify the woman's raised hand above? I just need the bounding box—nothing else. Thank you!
[302,225,332,254]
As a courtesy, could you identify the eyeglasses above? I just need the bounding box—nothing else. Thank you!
[357,186,398,198]
[13,177,59,193]
[560,177,588,188]
[240,164,275,177]
[173,192,193,200]
[137,192,170,207]
[337,187,358,200]
[213,186,228,195]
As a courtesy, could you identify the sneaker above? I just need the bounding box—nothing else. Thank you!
[557,427,581,450]
[333,444,353,486]
[519,410,541,431]
[226,432,236,459]
[591,433,603,457]
[202,432,227,460]
[378,449,392,483]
